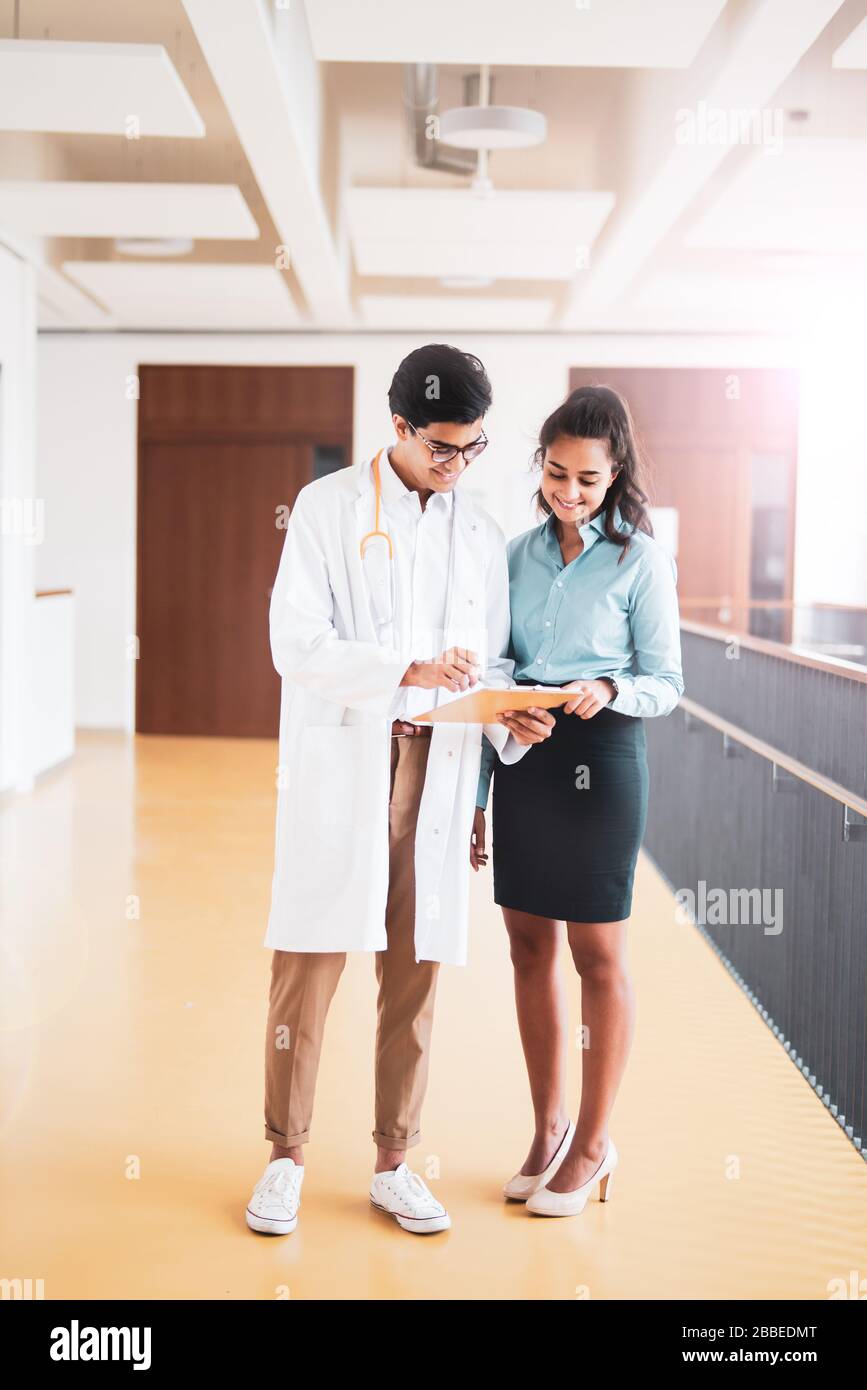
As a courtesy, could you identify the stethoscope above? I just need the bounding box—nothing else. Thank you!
[359,449,396,630]
[359,446,457,646]
[359,448,392,563]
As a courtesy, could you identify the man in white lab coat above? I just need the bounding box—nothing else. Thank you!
[245,344,554,1237]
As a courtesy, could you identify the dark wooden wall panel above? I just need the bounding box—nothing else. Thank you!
[138,363,353,438]
[136,364,353,737]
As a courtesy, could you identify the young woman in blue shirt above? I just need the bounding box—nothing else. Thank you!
[471,385,684,1217]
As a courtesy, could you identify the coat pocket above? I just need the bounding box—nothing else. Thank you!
[298,723,381,829]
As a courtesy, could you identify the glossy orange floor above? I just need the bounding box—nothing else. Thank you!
[2,731,865,1301]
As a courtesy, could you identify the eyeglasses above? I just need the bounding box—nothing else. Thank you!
[407,421,489,466]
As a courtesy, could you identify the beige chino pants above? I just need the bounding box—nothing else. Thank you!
[264,731,440,1150]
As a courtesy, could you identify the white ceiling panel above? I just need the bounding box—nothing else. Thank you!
[0,40,204,137]
[347,188,614,280]
[684,140,867,253]
[359,295,553,329]
[633,269,803,324]
[61,263,300,330]
[832,16,867,66]
[632,260,867,331]
[183,0,352,324]
[0,183,258,240]
[304,0,727,67]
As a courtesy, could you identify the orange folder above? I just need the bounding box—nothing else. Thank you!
[414,685,571,724]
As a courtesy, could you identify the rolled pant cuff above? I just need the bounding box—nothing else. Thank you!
[265,1125,310,1147]
[372,1129,421,1150]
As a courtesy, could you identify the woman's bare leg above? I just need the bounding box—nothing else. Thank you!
[545,918,634,1192]
[503,907,570,1174]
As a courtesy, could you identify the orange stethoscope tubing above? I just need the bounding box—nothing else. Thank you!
[359,448,393,560]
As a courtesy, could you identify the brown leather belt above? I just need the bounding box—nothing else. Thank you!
[390,719,433,738]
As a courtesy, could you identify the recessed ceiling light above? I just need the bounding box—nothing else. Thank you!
[438,104,546,150]
[114,237,194,257]
[439,275,494,289]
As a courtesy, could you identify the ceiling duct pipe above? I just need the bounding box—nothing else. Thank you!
[403,63,478,175]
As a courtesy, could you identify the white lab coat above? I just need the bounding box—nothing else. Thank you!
[262,451,528,965]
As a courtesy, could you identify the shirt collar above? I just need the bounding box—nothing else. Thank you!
[542,503,622,563]
[591,504,623,536]
[379,447,453,514]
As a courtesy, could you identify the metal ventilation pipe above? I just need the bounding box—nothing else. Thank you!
[403,64,478,174]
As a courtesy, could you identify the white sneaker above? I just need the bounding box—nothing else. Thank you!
[246,1157,304,1235]
[369,1162,451,1234]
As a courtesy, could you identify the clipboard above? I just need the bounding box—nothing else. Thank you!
[414,685,572,724]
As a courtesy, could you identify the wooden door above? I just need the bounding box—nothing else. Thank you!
[136,365,353,737]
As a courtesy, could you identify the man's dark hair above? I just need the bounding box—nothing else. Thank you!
[388,343,492,428]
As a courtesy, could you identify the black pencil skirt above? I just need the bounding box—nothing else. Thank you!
[490,689,649,923]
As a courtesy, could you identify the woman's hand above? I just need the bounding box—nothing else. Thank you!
[470,807,487,871]
[496,706,556,745]
[561,678,617,718]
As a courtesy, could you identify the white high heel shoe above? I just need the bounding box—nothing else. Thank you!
[503,1120,576,1201]
[525,1137,618,1217]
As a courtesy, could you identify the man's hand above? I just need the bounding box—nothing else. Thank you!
[400,646,481,692]
[495,706,556,746]
[470,807,487,871]
[561,678,616,719]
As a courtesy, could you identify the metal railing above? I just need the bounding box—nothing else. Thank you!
[680,696,867,839]
[644,655,866,1162]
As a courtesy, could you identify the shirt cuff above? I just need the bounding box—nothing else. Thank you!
[499,731,530,765]
[608,675,636,716]
[608,674,684,718]
[482,723,532,766]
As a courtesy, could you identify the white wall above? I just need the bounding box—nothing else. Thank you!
[37,330,799,732]
[0,243,37,792]
[793,330,867,610]
[31,592,74,775]
[33,337,139,732]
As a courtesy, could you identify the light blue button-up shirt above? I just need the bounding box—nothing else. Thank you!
[476,504,684,809]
